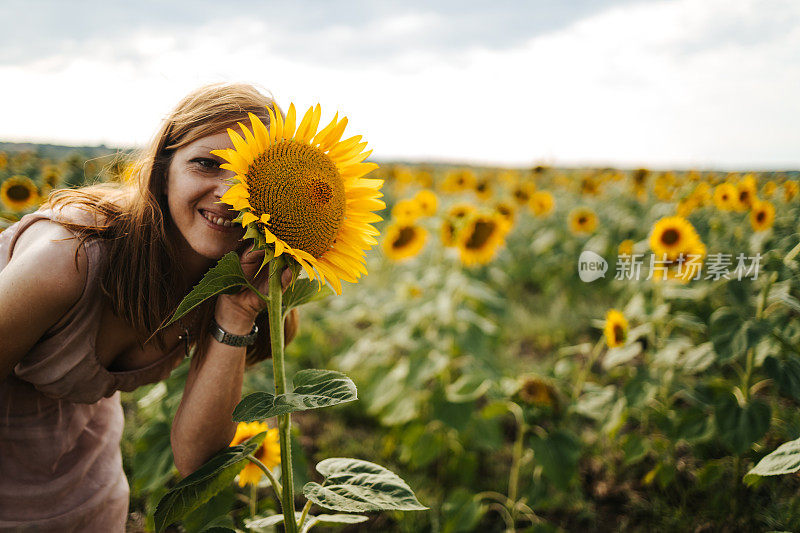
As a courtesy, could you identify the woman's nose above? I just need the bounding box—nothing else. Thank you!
[213,177,231,199]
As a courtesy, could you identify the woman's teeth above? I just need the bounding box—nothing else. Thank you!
[201,210,234,227]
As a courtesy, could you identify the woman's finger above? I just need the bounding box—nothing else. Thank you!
[281,267,292,292]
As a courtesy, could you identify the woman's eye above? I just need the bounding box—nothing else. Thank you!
[190,158,221,171]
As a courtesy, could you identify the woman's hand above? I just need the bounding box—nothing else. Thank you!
[214,244,291,333]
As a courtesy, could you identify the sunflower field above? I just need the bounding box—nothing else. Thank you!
[4,143,800,532]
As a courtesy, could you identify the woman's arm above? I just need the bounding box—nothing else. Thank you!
[169,299,255,476]
[170,250,292,476]
[0,221,87,381]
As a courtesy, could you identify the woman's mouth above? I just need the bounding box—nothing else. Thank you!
[199,209,238,231]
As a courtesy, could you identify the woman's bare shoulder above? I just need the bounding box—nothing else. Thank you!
[0,219,89,380]
[10,218,89,304]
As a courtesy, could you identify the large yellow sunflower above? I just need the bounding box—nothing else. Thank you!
[456,212,509,266]
[0,175,40,212]
[649,215,701,261]
[229,421,281,487]
[382,221,427,261]
[603,309,628,348]
[215,104,384,294]
[749,199,775,232]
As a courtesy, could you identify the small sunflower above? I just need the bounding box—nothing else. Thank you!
[456,212,509,266]
[229,421,281,487]
[735,176,757,211]
[441,168,476,193]
[649,215,701,261]
[215,104,384,294]
[713,183,737,211]
[413,189,438,217]
[529,190,554,217]
[518,376,556,407]
[763,180,777,197]
[511,182,536,206]
[749,199,775,232]
[651,239,706,283]
[382,222,427,261]
[493,200,516,226]
[391,198,422,223]
[414,169,433,188]
[691,182,712,206]
[676,196,698,217]
[1,175,40,212]
[473,176,494,201]
[441,203,475,247]
[618,239,634,257]
[42,165,61,189]
[568,207,598,235]
[784,180,799,202]
[604,309,628,348]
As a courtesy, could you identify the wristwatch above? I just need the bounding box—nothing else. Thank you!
[210,318,258,347]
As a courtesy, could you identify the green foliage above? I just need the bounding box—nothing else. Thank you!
[232,369,357,421]
[745,436,800,484]
[303,458,427,512]
[283,278,335,316]
[165,251,255,327]
[153,432,265,532]
[714,395,771,454]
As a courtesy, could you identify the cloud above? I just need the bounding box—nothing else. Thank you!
[0,0,798,168]
[0,0,641,67]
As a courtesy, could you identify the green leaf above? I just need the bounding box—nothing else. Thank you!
[165,252,250,328]
[245,512,303,530]
[283,278,334,315]
[530,430,582,490]
[714,395,771,454]
[710,308,743,361]
[746,436,800,484]
[303,458,427,512]
[602,343,642,369]
[444,374,491,402]
[153,432,265,532]
[441,488,486,533]
[764,355,800,401]
[301,514,370,533]
[233,369,357,421]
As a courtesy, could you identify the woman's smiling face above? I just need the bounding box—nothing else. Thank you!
[165,130,245,265]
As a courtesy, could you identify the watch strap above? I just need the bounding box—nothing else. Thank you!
[210,319,258,347]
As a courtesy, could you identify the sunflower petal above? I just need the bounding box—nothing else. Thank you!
[284,103,297,140]
[312,112,338,146]
[247,115,267,152]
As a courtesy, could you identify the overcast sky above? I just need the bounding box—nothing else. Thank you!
[0,0,798,169]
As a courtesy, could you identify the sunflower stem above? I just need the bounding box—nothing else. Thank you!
[246,454,283,502]
[297,500,313,531]
[250,482,258,517]
[268,256,298,533]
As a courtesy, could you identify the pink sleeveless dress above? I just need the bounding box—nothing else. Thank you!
[0,207,185,532]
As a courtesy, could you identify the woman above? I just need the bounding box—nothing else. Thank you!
[0,83,298,531]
